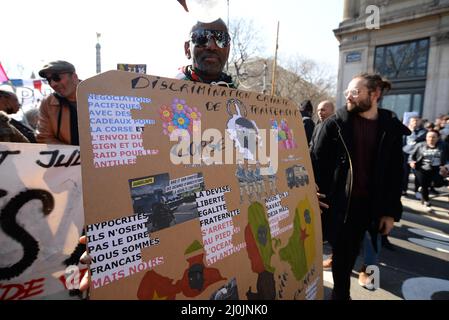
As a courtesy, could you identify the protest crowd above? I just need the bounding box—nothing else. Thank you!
[1,2,449,301]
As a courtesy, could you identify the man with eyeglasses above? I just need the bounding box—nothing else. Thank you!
[37,60,80,145]
[177,18,235,88]
[310,73,410,300]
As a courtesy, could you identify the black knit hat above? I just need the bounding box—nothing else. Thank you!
[300,100,313,113]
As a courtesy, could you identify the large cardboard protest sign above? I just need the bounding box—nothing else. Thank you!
[0,143,85,300]
[77,70,323,300]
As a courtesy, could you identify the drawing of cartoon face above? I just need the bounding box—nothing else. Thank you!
[226,99,261,160]
[188,263,205,290]
[246,203,275,273]
[304,209,311,224]
[257,225,268,246]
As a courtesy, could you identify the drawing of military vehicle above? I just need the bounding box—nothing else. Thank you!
[286,165,309,188]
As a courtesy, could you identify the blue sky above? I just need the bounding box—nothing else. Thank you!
[1,0,344,80]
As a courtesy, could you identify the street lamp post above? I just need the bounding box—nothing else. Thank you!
[96,33,101,74]
[226,0,230,72]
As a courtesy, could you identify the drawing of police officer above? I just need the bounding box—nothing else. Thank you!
[264,160,279,196]
[246,165,257,202]
[235,161,247,204]
[254,161,266,200]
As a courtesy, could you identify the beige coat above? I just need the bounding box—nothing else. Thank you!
[36,94,72,144]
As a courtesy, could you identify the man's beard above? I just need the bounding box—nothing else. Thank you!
[197,53,223,77]
[347,97,372,113]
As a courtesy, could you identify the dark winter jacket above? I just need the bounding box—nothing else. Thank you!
[301,112,315,145]
[9,118,36,143]
[410,141,449,170]
[310,107,411,233]
[0,111,30,143]
[177,65,235,88]
[402,127,427,154]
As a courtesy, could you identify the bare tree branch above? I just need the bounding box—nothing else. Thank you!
[226,19,336,110]
[228,18,265,89]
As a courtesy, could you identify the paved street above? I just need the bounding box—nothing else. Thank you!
[323,184,449,300]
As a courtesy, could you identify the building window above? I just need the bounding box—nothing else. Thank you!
[375,38,429,80]
[375,38,429,119]
[381,92,424,120]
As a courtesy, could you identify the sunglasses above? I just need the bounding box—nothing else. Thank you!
[44,72,71,83]
[190,29,231,49]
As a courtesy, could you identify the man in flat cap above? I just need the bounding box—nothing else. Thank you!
[37,60,80,145]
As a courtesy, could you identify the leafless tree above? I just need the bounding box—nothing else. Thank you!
[228,18,265,89]
[226,20,336,110]
[277,55,336,109]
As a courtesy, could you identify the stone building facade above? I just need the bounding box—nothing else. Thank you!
[334,0,449,121]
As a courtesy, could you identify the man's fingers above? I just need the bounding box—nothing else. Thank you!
[383,224,393,235]
[379,218,394,235]
[79,270,90,292]
[80,251,92,265]
[319,201,329,209]
[379,220,387,232]
[78,235,91,292]
[379,221,386,234]
[317,192,329,212]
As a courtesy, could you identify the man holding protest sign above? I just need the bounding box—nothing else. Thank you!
[177,18,235,88]
[79,17,236,293]
[78,17,329,295]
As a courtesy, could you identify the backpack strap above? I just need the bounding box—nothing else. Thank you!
[52,93,79,145]
[53,94,64,141]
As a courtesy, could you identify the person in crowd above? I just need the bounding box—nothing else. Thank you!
[37,60,80,145]
[177,18,235,88]
[434,115,445,131]
[79,17,236,292]
[310,73,410,300]
[316,100,335,123]
[313,100,336,270]
[424,121,435,132]
[0,90,36,142]
[300,100,315,144]
[77,17,330,294]
[402,115,427,196]
[24,107,40,131]
[439,115,449,141]
[409,130,449,211]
